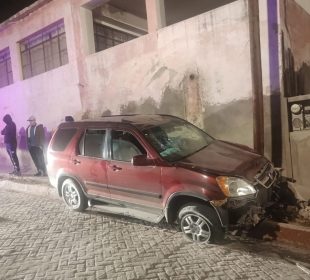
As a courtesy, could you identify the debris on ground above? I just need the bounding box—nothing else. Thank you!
[295,201,310,226]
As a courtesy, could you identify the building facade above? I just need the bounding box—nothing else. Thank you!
[0,0,309,199]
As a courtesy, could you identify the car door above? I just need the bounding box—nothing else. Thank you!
[107,129,163,209]
[71,128,110,198]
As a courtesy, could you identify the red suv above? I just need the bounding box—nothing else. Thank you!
[47,114,279,243]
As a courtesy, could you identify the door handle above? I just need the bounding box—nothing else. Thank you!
[72,159,81,165]
[111,165,122,171]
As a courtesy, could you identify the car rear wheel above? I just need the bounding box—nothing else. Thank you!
[178,203,225,243]
[61,178,87,212]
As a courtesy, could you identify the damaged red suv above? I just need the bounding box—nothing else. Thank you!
[47,114,279,243]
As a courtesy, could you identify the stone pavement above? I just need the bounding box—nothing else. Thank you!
[1,173,310,250]
[0,179,310,279]
[0,188,310,280]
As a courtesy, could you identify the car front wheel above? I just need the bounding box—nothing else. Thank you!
[61,178,87,212]
[178,203,225,243]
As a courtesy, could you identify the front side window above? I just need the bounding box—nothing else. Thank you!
[111,130,146,162]
[141,119,213,162]
[0,47,13,88]
[81,129,106,158]
[20,19,68,79]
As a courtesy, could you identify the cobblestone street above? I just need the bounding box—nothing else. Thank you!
[0,189,309,280]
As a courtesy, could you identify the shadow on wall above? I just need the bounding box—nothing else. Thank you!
[297,62,310,94]
[118,87,186,118]
[0,126,54,174]
[102,110,112,117]
[283,51,310,97]
[18,127,27,150]
[202,99,254,147]
[117,87,254,148]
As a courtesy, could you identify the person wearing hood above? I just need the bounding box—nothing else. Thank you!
[26,115,47,176]
[1,114,21,176]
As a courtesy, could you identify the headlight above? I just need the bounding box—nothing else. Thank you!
[216,176,256,197]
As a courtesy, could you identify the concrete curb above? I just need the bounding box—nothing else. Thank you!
[249,219,310,250]
[0,175,58,200]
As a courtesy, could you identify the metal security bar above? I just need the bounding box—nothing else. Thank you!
[20,19,68,79]
[0,47,13,88]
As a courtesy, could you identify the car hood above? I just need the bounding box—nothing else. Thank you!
[175,140,268,182]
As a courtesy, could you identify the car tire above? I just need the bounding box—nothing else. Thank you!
[61,178,87,212]
[178,203,225,243]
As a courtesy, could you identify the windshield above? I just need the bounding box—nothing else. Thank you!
[141,118,213,162]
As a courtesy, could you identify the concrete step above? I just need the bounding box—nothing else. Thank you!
[248,219,310,250]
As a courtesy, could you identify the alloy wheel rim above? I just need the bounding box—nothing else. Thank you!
[181,214,211,243]
[63,183,80,209]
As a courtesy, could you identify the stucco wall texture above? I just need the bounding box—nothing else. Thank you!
[83,1,254,146]
[0,0,256,173]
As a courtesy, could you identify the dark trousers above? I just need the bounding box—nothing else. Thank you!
[5,143,20,172]
[29,146,46,174]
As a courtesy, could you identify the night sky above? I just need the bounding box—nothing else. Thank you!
[0,0,38,23]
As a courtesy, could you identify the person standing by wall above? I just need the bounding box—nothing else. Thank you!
[1,114,21,176]
[26,116,47,176]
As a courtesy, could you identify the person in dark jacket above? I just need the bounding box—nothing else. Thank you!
[26,115,47,176]
[1,114,21,176]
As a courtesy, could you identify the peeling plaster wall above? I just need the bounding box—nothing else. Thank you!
[82,0,254,146]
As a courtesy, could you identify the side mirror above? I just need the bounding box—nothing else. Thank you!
[132,154,154,166]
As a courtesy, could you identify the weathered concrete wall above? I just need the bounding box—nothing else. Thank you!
[81,0,254,146]
[0,0,254,173]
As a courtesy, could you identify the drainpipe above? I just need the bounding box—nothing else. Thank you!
[248,0,264,155]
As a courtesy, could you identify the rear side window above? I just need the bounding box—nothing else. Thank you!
[81,129,106,158]
[52,128,77,151]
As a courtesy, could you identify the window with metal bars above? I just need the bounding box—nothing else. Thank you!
[94,23,137,52]
[0,47,13,88]
[20,19,68,79]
